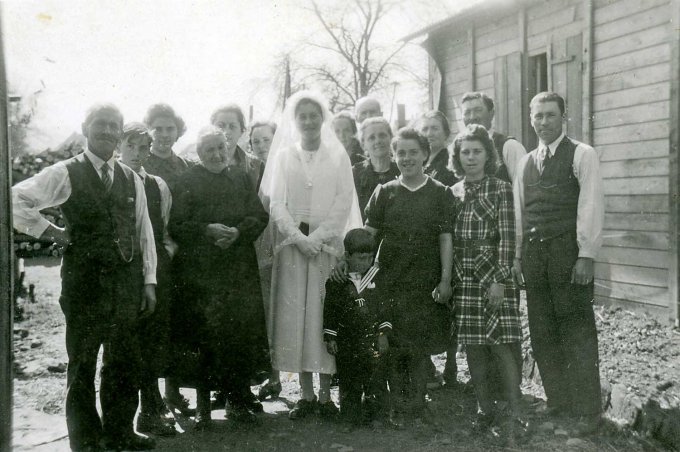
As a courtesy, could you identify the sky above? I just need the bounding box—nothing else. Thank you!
[1,0,464,153]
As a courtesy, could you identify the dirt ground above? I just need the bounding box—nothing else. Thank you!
[11,257,679,451]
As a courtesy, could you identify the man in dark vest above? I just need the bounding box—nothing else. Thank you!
[512,92,604,436]
[461,92,526,183]
[12,104,158,451]
[119,122,177,437]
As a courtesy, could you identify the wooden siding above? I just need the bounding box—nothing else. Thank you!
[592,0,672,318]
[424,0,676,318]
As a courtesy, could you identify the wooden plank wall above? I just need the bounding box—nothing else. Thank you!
[429,28,471,135]
[591,0,673,314]
[428,0,675,317]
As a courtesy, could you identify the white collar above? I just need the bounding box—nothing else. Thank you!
[138,167,148,179]
[349,266,379,294]
[399,175,428,192]
[539,132,565,157]
[85,149,115,172]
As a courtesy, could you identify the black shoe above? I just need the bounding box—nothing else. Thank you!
[244,392,264,413]
[104,433,156,451]
[227,404,258,424]
[164,394,196,417]
[257,381,282,401]
[288,398,317,420]
[136,413,176,437]
[318,400,339,419]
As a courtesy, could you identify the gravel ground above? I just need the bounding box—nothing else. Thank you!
[12,258,677,451]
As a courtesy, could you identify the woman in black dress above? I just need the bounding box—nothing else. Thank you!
[364,127,453,425]
[170,126,270,428]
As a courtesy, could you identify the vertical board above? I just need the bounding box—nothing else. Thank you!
[494,51,524,140]
[507,51,524,140]
[494,55,509,133]
[550,33,584,140]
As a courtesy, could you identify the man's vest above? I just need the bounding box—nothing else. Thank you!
[523,136,580,241]
[492,131,514,183]
[61,154,139,271]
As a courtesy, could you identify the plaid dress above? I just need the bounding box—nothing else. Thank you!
[451,176,521,345]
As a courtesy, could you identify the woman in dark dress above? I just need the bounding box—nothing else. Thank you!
[364,127,453,426]
[170,126,270,428]
[449,124,524,443]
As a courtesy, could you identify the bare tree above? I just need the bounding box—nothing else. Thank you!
[291,0,407,111]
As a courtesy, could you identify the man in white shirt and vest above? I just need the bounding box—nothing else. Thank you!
[512,92,604,436]
[12,104,158,451]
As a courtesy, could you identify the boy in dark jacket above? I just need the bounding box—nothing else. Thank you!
[324,228,391,427]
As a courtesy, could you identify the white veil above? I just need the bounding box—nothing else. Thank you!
[258,90,362,259]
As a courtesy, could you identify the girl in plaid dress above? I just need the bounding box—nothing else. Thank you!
[449,124,523,440]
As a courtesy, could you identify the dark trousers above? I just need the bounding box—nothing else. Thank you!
[523,232,601,417]
[60,260,143,451]
[139,253,171,415]
[336,343,387,424]
[389,347,428,415]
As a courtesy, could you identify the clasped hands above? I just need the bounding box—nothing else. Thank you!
[296,236,322,258]
[206,223,240,250]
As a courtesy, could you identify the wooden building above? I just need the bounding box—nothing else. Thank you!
[405,0,680,323]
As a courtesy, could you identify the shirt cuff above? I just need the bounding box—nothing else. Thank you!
[143,269,157,285]
[25,218,52,239]
[577,248,597,260]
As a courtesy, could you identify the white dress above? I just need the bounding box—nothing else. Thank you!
[268,145,359,373]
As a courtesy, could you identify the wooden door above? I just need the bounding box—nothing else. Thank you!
[549,33,583,140]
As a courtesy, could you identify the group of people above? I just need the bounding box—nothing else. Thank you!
[11,87,604,451]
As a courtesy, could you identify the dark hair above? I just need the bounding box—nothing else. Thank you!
[143,103,187,138]
[344,228,377,255]
[122,122,151,141]
[210,104,246,132]
[295,97,324,120]
[418,110,451,138]
[450,124,499,178]
[359,116,392,144]
[391,127,430,163]
[530,91,565,115]
[249,121,277,145]
[83,103,123,129]
[332,111,357,134]
[461,92,495,113]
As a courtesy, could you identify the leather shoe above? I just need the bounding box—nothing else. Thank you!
[289,398,317,420]
[227,404,258,424]
[257,380,282,401]
[103,433,156,451]
[164,394,196,417]
[136,413,176,437]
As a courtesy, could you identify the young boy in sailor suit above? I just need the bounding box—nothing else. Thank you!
[323,228,391,427]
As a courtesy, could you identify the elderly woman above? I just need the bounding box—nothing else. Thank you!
[170,126,270,428]
[210,104,262,190]
[259,91,361,419]
[449,124,524,442]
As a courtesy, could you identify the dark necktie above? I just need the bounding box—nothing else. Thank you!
[101,164,112,192]
[541,147,551,174]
